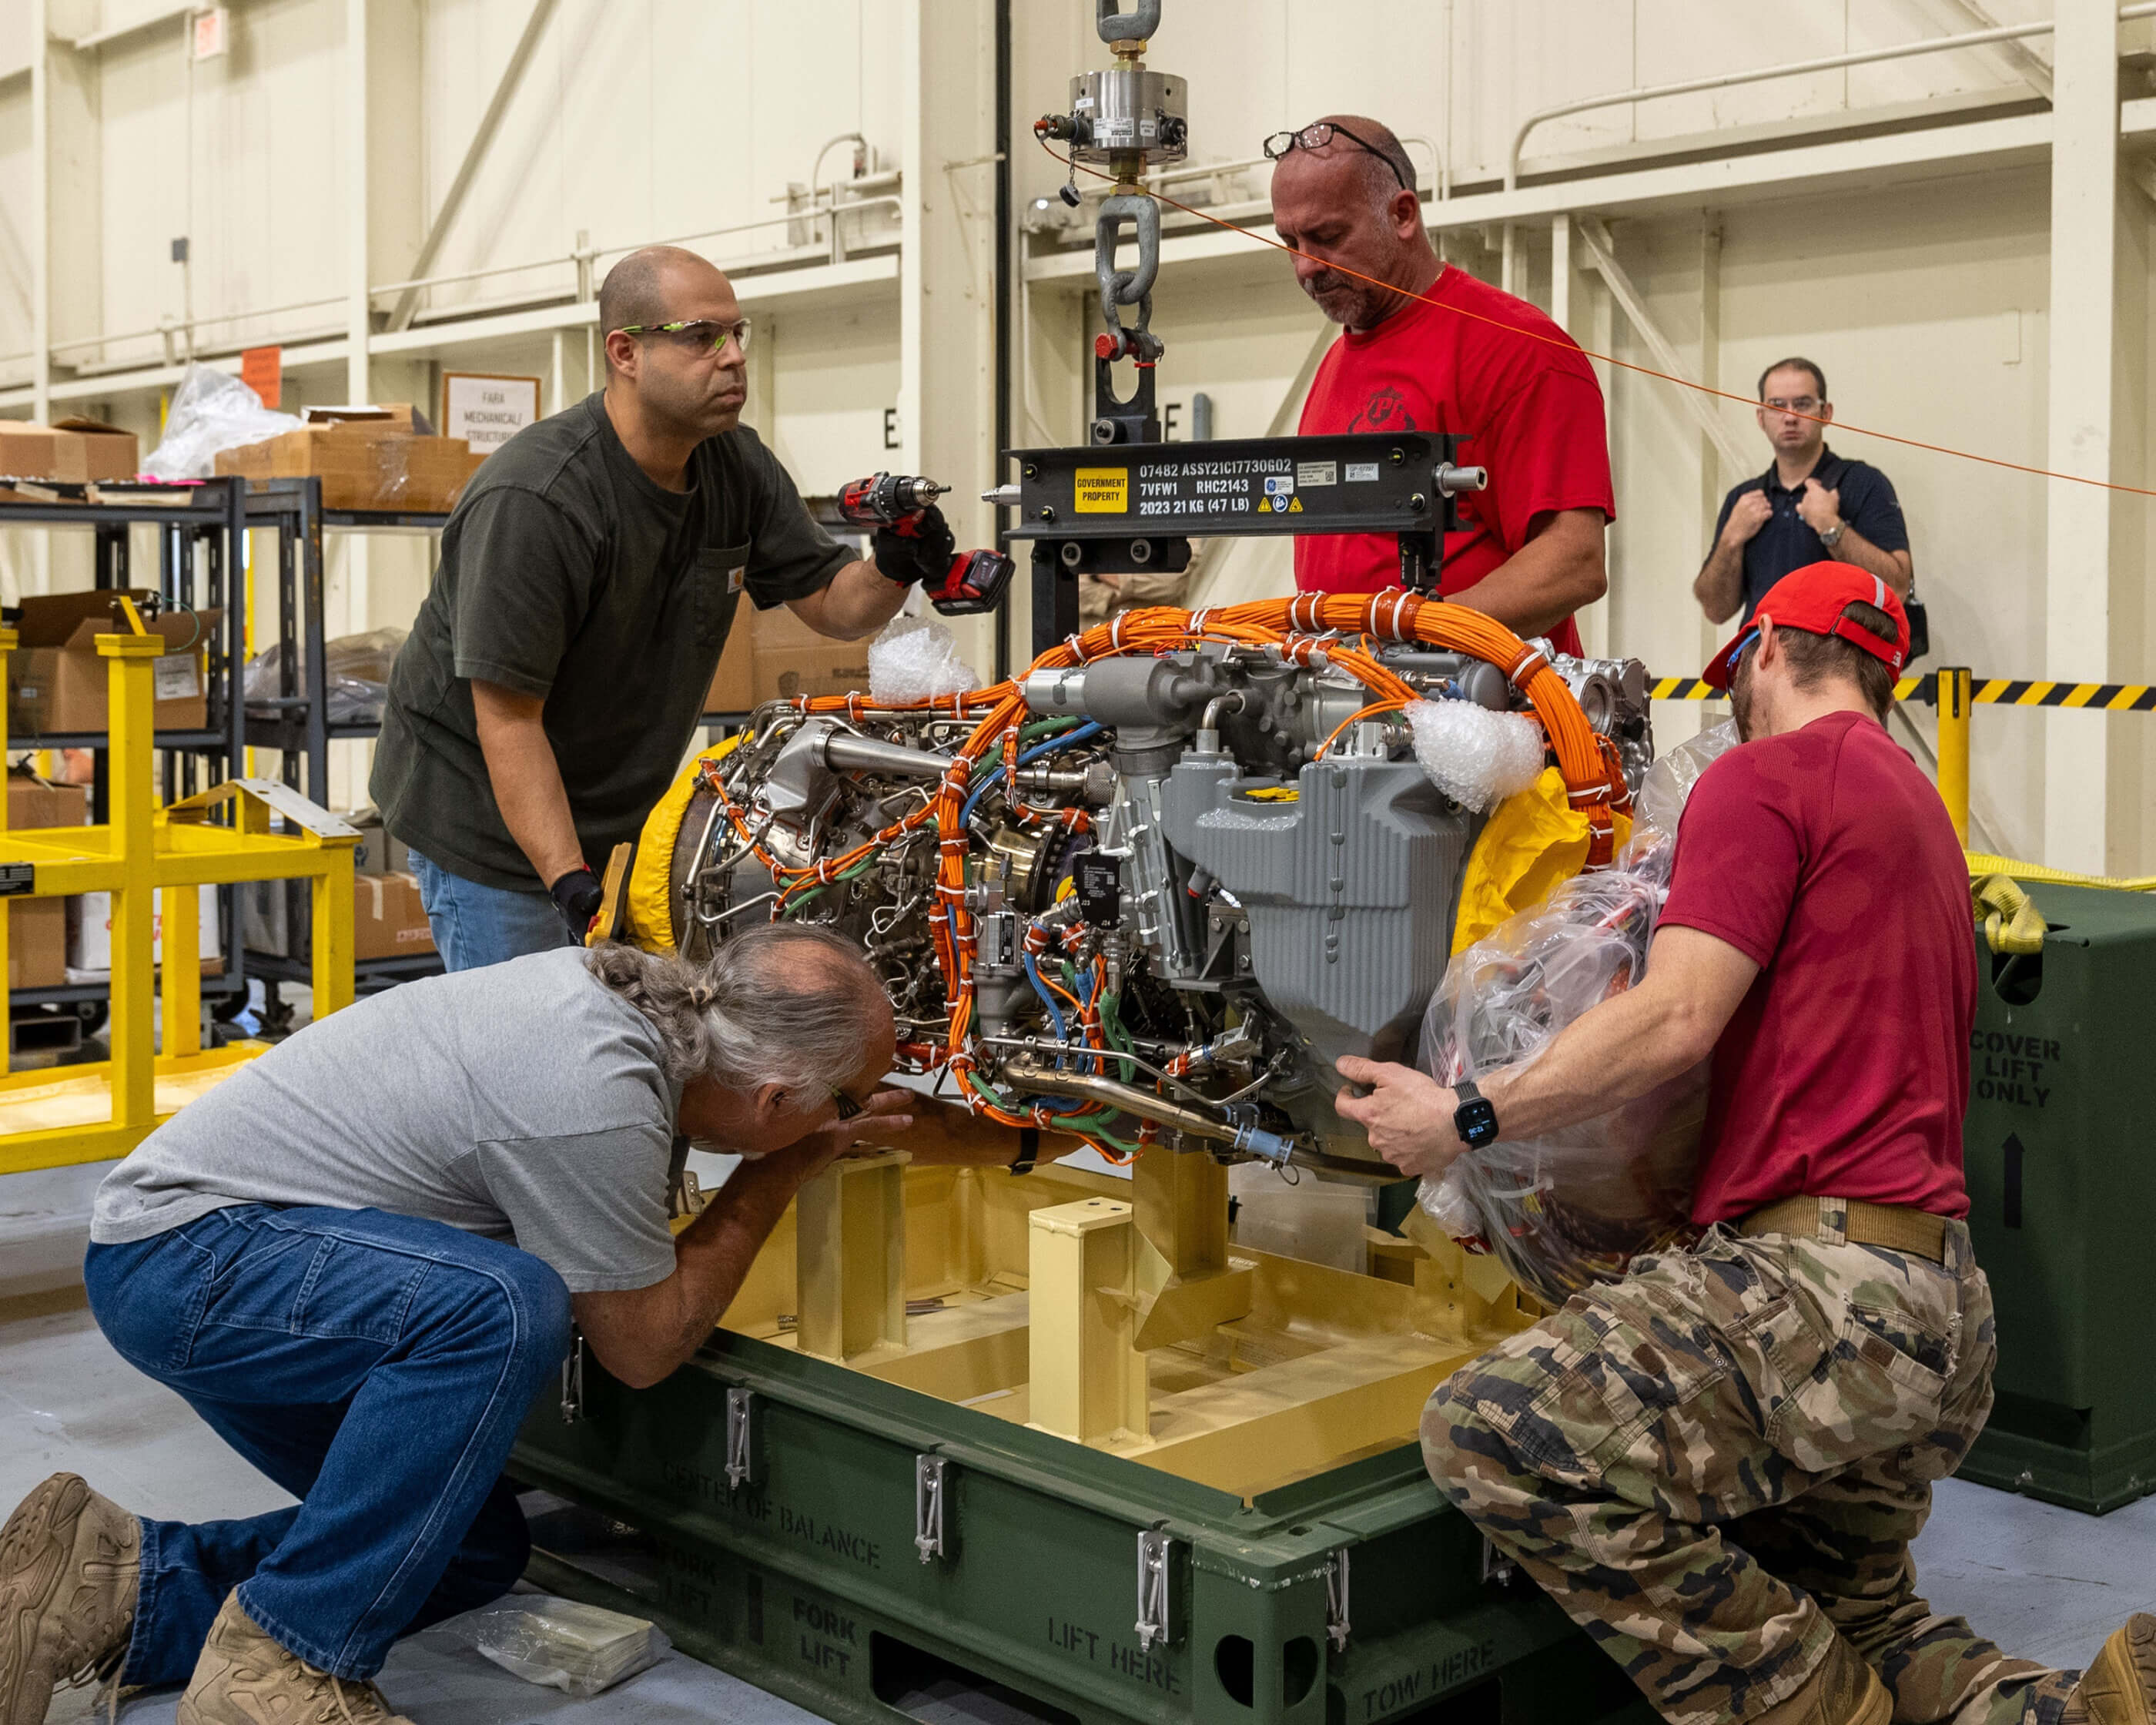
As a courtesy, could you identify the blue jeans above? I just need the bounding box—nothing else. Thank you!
[405,846,572,972]
[83,1204,571,1684]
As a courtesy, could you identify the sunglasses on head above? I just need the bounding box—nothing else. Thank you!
[1262,122,1411,193]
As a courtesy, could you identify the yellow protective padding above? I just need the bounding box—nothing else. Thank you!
[626,734,744,952]
[1451,766,1632,955]
[1964,852,2156,893]
[1971,873,2047,956]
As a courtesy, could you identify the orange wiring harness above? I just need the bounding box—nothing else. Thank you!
[696,591,1620,1155]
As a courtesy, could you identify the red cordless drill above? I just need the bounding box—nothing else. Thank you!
[838,472,1016,616]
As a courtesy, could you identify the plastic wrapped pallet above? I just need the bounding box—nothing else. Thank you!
[1414,722,1737,1308]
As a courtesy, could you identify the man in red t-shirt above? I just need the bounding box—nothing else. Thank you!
[1268,116,1613,656]
[1336,564,2153,1724]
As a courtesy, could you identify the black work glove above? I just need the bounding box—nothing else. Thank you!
[872,504,956,588]
[550,866,604,942]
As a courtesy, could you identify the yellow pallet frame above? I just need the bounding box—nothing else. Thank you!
[0,611,357,1174]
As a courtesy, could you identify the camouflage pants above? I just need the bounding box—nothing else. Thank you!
[1424,1206,2077,1725]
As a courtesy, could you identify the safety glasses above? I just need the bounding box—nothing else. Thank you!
[614,317,752,357]
[1262,122,1411,193]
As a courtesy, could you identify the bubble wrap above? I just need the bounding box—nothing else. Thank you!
[867,616,979,704]
[1404,698,1548,812]
[1414,719,1739,1308]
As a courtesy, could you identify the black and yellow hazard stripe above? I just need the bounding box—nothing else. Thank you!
[1959,678,2156,710]
[1649,675,2156,708]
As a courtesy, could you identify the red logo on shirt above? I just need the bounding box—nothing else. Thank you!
[1349,387,1416,434]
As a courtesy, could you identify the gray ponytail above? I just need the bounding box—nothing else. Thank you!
[585,924,886,1094]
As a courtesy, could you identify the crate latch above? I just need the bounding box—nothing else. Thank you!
[558,1329,584,1425]
[1135,1527,1176,1651]
[725,1386,757,1490]
[914,1455,949,1564]
[1481,1536,1517,1589]
[1324,1546,1351,1650]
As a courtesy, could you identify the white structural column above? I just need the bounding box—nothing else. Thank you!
[343,0,370,406]
[898,0,997,670]
[28,0,48,426]
[342,0,372,636]
[2043,0,2118,869]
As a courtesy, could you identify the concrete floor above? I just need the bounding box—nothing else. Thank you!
[4,1290,2153,1723]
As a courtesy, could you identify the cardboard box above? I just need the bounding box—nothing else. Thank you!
[705,613,755,713]
[51,418,139,481]
[355,871,437,961]
[7,593,220,735]
[335,810,390,875]
[8,898,66,990]
[214,406,486,513]
[0,424,61,479]
[67,885,222,976]
[251,867,434,964]
[748,603,871,705]
[0,420,139,481]
[6,775,87,831]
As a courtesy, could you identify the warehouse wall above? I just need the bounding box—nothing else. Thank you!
[1,0,2153,863]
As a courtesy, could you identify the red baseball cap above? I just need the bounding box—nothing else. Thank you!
[1702,561,1911,690]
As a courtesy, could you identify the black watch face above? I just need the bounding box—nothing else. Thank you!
[1457,1097,1499,1148]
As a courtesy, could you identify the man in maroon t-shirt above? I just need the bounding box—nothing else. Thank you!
[1268,116,1614,656]
[1337,564,2153,1724]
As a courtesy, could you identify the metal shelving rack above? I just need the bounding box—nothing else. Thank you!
[240,476,450,1003]
[236,473,829,1005]
[0,474,251,1042]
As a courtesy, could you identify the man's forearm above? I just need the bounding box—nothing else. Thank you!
[659,1151,828,1365]
[1826,527,1910,594]
[1458,513,1607,638]
[1483,975,1716,1141]
[471,684,584,885]
[865,1099,1086,1167]
[790,560,909,641]
[1695,541,1746,624]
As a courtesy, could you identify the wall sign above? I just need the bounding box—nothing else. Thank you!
[441,373,542,454]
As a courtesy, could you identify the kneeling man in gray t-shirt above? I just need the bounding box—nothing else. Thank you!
[0,927,1062,1725]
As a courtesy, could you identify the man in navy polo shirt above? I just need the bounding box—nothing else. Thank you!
[1695,357,1912,625]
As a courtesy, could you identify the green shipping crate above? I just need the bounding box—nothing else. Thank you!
[1960,881,2156,1515]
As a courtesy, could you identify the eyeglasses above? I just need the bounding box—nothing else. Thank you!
[1262,122,1411,193]
[1762,396,1821,416]
[829,1084,864,1122]
[614,317,752,356]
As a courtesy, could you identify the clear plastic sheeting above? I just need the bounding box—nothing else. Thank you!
[868,614,980,704]
[1405,698,1547,813]
[243,627,408,725]
[142,363,302,481]
[450,1596,669,1697]
[1416,721,1738,1308]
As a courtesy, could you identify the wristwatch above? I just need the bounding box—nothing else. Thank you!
[1453,1079,1500,1151]
[1817,520,1846,550]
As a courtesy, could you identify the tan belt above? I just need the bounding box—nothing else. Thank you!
[1738,1196,1949,1265]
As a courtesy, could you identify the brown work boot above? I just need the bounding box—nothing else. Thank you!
[1749,1633,1892,1725]
[2064,1615,2156,1724]
[0,1472,139,1725]
[177,1591,414,1725]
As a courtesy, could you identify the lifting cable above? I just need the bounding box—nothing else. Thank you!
[1036,134,2156,503]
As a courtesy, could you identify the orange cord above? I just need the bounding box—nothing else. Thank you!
[1311,698,1407,760]
[1040,132,2156,503]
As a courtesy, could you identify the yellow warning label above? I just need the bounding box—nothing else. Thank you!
[1288,496,1303,513]
[1073,467,1130,513]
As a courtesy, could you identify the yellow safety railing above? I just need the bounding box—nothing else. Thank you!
[0,611,357,1174]
[1654,665,2156,878]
